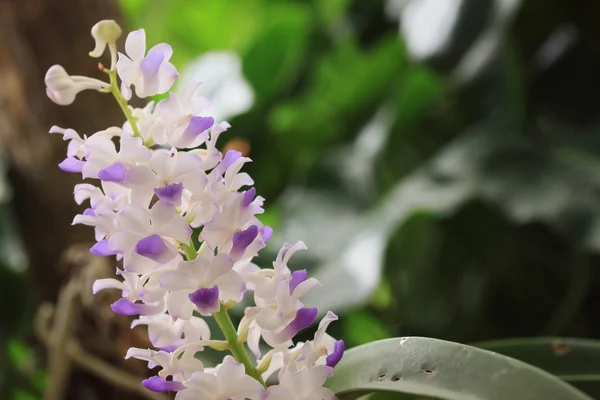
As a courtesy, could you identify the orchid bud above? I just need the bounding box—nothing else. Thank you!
[89,19,122,58]
[45,65,78,105]
[44,65,108,106]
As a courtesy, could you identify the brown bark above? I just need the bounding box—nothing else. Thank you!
[0,1,152,399]
[0,0,123,301]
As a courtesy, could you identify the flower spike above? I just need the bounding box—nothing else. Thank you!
[45,20,343,398]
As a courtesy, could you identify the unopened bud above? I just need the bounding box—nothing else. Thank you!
[45,65,108,106]
[45,65,78,105]
[89,20,122,58]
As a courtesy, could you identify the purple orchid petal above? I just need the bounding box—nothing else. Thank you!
[142,376,184,392]
[111,298,157,316]
[157,343,180,353]
[134,234,174,264]
[273,307,318,343]
[242,187,256,207]
[90,239,120,256]
[326,340,345,368]
[263,226,274,244]
[230,225,259,260]
[218,150,242,174]
[83,208,96,217]
[59,157,84,173]
[98,162,128,183]
[154,182,183,205]
[289,269,308,294]
[140,50,164,80]
[189,285,220,315]
[181,116,214,144]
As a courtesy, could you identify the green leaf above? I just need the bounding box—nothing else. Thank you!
[269,36,404,148]
[369,280,393,310]
[118,0,150,17]
[344,310,392,346]
[122,0,278,66]
[242,3,311,103]
[316,0,352,25]
[7,339,30,367]
[474,337,600,398]
[11,389,38,400]
[326,337,591,400]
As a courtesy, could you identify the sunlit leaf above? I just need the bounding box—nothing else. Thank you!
[269,36,405,148]
[242,3,311,102]
[327,337,591,400]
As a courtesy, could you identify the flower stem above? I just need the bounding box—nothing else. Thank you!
[213,305,266,387]
[182,241,197,261]
[107,70,144,141]
[181,241,264,385]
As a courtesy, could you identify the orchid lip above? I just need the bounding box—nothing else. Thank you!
[242,187,256,207]
[189,285,220,315]
[154,182,183,205]
[111,298,151,316]
[326,340,345,368]
[140,51,164,77]
[98,162,128,183]
[142,376,184,392]
[289,269,308,294]
[58,157,84,173]
[230,225,259,259]
[272,307,318,343]
[134,234,174,264]
[219,149,242,173]
[263,226,274,243]
[180,116,214,145]
[90,239,120,256]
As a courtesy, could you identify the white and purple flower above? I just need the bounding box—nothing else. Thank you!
[117,29,178,99]
[45,19,344,399]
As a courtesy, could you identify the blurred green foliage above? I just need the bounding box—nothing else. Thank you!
[120,0,600,348]
[0,209,40,399]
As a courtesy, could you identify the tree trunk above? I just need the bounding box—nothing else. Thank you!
[0,1,152,399]
[0,0,122,300]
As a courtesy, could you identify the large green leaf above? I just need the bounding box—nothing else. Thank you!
[269,36,405,149]
[475,337,600,398]
[326,337,591,400]
[242,3,311,103]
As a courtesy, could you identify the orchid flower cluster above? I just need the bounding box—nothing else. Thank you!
[44,20,344,400]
